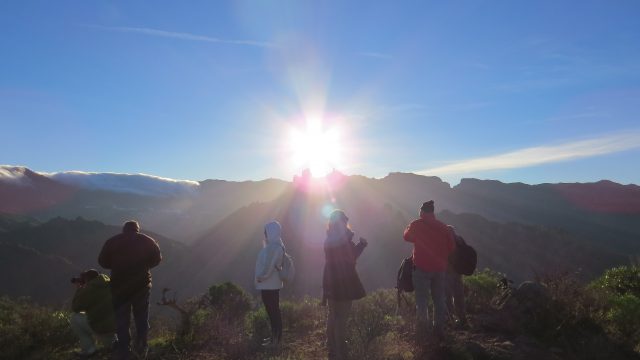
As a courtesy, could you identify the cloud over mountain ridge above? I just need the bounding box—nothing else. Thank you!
[0,165,199,197]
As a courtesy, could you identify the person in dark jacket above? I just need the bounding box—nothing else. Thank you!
[70,269,116,357]
[98,220,161,360]
[445,225,467,327]
[322,210,367,360]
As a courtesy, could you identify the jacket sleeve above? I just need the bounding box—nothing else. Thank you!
[403,221,416,243]
[257,246,283,281]
[146,235,162,268]
[98,238,112,269]
[71,287,90,313]
[353,241,366,259]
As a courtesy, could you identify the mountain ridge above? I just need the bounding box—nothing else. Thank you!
[1,165,638,305]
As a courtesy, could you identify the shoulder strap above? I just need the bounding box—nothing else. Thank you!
[280,245,286,267]
[274,245,286,270]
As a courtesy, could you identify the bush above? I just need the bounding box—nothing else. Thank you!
[0,297,75,360]
[590,266,640,297]
[245,307,270,345]
[280,297,323,334]
[348,289,406,359]
[168,282,255,358]
[208,282,252,319]
[606,294,640,344]
[463,269,503,312]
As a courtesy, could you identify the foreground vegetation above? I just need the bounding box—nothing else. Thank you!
[2,266,640,360]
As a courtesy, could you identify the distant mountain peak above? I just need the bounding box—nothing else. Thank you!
[0,165,38,186]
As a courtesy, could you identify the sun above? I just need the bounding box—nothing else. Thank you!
[288,116,343,177]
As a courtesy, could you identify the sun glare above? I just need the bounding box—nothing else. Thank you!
[289,116,343,177]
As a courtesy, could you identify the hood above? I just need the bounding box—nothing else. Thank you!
[264,221,284,246]
[87,273,110,289]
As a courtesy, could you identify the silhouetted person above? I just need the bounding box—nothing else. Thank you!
[255,221,285,347]
[99,220,161,360]
[445,225,467,327]
[70,269,116,357]
[322,210,367,360]
[403,200,454,337]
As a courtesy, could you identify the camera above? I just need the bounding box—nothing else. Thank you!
[70,277,84,284]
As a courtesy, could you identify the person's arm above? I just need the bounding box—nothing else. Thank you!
[71,287,89,313]
[353,237,367,259]
[257,246,283,282]
[145,235,162,268]
[98,238,112,269]
[403,221,416,243]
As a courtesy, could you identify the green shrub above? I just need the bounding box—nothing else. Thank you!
[606,294,640,343]
[590,266,640,297]
[348,289,405,359]
[0,297,75,360]
[463,268,503,312]
[191,308,213,327]
[280,297,323,334]
[208,282,252,319]
[245,307,271,346]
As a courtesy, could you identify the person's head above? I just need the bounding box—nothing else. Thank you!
[263,221,282,245]
[122,220,140,234]
[81,269,99,283]
[327,209,351,235]
[419,200,435,217]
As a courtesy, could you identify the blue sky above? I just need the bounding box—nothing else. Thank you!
[1,1,639,184]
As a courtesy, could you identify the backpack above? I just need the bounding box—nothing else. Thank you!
[449,236,477,276]
[395,255,414,312]
[278,246,295,284]
[396,255,414,293]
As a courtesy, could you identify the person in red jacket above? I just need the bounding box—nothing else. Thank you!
[403,200,454,336]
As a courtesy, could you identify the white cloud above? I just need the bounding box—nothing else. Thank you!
[90,25,275,48]
[0,166,32,186]
[45,171,200,197]
[418,130,640,176]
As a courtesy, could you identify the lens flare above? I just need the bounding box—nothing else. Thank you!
[321,203,336,218]
[288,115,343,177]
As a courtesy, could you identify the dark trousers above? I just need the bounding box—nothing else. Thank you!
[114,287,150,359]
[445,270,466,322]
[327,299,352,360]
[261,289,282,342]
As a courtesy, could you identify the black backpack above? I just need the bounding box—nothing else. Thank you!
[396,256,414,293]
[449,236,477,276]
[395,255,414,311]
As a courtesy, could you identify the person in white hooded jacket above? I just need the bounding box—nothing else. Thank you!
[255,221,285,346]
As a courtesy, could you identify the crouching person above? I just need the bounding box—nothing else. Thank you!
[70,269,117,357]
